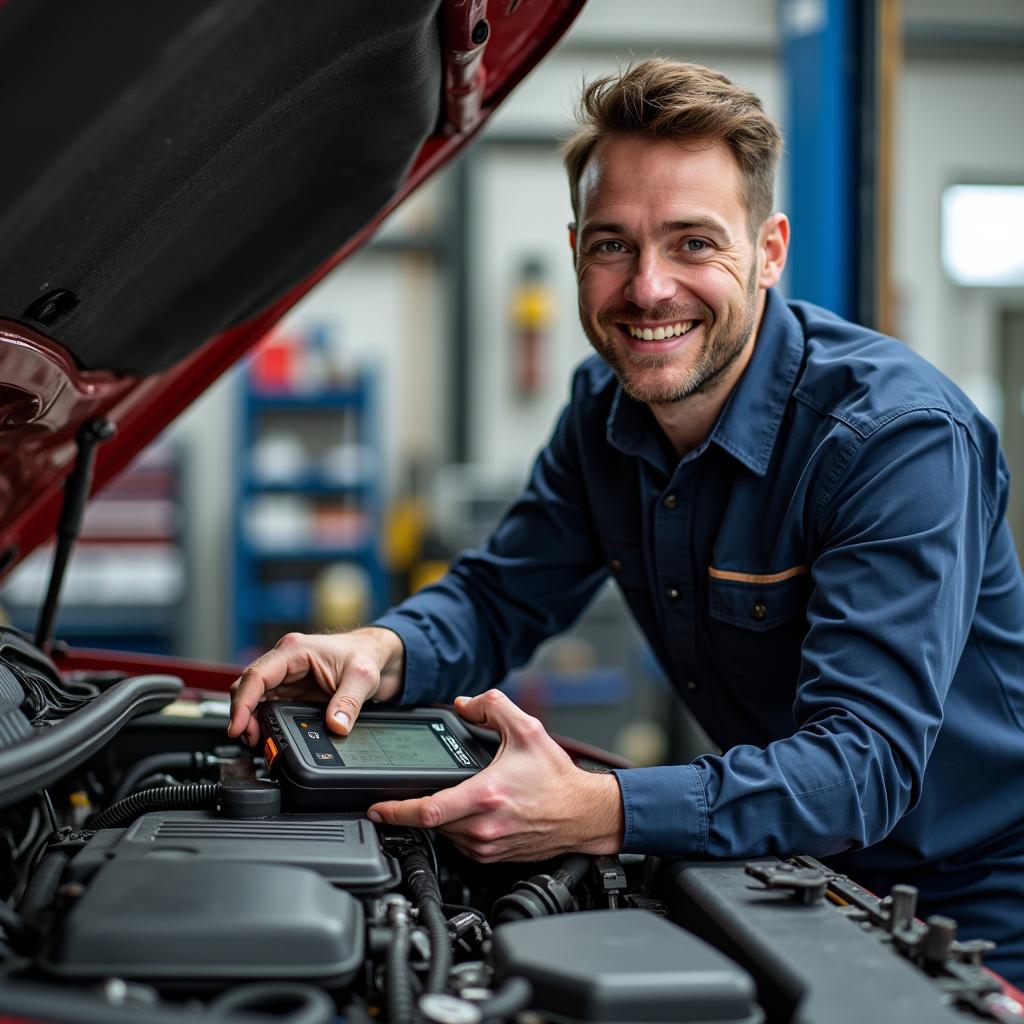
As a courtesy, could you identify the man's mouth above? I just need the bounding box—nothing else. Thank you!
[618,320,699,342]
[624,320,697,341]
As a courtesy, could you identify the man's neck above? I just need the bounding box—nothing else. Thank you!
[649,294,767,459]
[649,383,736,458]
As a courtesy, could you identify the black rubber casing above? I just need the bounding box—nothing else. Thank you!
[491,909,760,1024]
[259,702,492,811]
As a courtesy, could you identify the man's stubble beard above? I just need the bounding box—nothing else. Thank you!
[582,264,760,407]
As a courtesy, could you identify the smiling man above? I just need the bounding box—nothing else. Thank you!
[229,60,1024,985]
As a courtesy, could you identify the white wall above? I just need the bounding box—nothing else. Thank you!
[893,59,1024,423]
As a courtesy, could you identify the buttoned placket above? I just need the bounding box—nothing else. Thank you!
[649,457,700,700]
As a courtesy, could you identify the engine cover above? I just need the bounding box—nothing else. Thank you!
[48,858,364,988]
[491,908,759,1024]
[68,810,398,891]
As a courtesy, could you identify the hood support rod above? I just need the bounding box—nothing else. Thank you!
[35,418,116,652]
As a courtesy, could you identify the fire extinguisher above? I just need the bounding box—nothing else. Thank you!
[511,257,553,398]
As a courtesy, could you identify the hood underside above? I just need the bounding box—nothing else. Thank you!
[1,0,443,377]
[0,0,585,576]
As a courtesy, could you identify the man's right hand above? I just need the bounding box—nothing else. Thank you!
[227,627,405,747]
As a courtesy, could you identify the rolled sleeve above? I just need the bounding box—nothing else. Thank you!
[370,611,439,706]
[614,764,708,856]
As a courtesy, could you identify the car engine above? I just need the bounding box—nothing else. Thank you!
[1,640,1022,1024]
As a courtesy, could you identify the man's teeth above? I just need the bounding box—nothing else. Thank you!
[627,322,696,341]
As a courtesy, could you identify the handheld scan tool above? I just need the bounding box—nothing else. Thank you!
[259,701,492,809]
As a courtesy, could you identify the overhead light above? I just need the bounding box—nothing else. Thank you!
[942,185,1024,287]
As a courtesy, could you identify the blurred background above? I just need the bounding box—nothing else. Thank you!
[3,0,1022,767]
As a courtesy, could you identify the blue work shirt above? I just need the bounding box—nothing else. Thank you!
[376,290,1024,969]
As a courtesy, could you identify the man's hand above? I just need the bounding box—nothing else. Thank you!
[227,627,405,746]
[367,689,624,862]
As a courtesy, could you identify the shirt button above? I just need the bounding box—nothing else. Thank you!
[609,558,623,575]
[686,679,700,692]
[752,601,767,621]
[663,493,678,509]
[665,586,680,601]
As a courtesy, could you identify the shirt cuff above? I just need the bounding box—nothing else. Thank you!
[370,611,440,706]
[612,764,708,857]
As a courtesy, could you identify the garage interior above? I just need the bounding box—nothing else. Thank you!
[2,0,1022,772]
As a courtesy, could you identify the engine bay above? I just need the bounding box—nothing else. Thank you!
[1,647,1022,1024]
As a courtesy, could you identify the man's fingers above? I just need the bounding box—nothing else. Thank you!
[243,715,261,749]
[368,777,484,829]
[227,636,321,739]
[227,652,288,738]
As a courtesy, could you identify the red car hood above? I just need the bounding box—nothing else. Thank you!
[0,0,585,579]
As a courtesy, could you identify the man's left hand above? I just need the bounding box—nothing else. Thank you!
[367,690,624,862]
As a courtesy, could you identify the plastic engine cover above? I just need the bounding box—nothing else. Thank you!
[67,810,397,891]
[491,909,759,1023]
[49,858,364,987]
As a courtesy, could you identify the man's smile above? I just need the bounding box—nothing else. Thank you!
[613,319,701,355]
[623,320,698,341]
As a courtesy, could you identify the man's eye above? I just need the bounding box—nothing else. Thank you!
[593,239,627,254]
[683,238,709,253]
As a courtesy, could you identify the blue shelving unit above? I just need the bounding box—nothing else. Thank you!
[231,366,390,661]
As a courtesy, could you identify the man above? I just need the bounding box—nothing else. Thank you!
[229,60,1024,984]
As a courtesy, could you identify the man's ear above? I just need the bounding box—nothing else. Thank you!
[568,223,577,269]
[758,213,789,289]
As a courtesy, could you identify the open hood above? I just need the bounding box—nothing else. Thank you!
[0,0,585,579]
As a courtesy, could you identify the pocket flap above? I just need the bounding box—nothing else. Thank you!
[707,566,808,631]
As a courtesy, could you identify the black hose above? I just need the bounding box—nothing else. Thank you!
[1,674,183,812]
[112,752,201,803]
[553,854,590,889]
[385,907,417,1024]
[87,783,220,831]
[492,854,591,925]
[0,899,31,948]
[480,976,534,1023]
[17,849,68,929]
[419,900,451,995]
[206,982,335,1024]
[401,845,451,995]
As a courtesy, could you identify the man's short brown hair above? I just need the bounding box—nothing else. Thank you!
[563,58,783,235]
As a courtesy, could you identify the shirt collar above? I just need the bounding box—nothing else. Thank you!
[709,288,805,477]
[606,289,805,477]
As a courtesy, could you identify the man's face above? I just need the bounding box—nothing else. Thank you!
[574,134,769,406]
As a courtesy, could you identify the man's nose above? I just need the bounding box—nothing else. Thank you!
[624,250,677,309]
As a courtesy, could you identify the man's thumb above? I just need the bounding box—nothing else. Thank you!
[326,688,366,735]
[453,693,485,723]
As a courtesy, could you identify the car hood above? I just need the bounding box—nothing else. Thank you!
[0,0,585,578]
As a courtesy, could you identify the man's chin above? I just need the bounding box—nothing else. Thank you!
[614,364,696,406]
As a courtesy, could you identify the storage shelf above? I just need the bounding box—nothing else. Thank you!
[236,584,312,624]
[232,364,389,659]
[243,474,373,495]
[245,541,377,561]
[1,445,186,656]
[248,389,366,411]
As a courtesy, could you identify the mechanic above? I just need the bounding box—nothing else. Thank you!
[229,60,1024,985]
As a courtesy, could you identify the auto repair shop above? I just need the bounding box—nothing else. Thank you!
[1,2,1023,1023]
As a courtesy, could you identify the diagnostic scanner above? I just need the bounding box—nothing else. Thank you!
[258,701,492,810]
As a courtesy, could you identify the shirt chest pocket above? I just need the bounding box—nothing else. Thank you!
[706,569,810,699]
